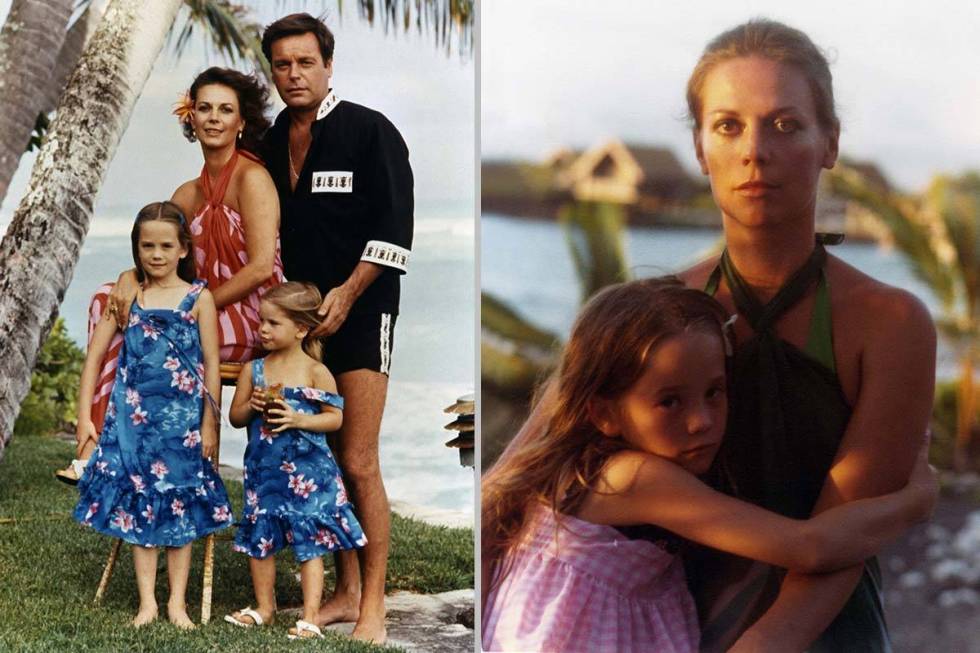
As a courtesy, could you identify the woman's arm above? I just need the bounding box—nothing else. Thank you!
[107,269,140,329]
[578,447,934,573]
[76,314,119,453]
[266,364,343,434]
[731,288,937,652]
[207,165,280,310]
[194,289,222,461]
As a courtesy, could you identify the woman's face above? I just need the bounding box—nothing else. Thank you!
[694,56,838,231]
[192,83,245,150]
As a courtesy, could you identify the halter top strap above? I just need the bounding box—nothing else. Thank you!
[199,149,239,210]
[704,234,842,373]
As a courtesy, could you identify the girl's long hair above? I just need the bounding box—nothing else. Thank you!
[481,277,730,590]
[261,282,325,359]
[131,201,195,283]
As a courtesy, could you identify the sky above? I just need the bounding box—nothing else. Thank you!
[481,0,980,192]
[0,0,475,230]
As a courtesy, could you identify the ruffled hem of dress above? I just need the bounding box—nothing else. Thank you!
[233,504,367,561]
[73,477,234,548]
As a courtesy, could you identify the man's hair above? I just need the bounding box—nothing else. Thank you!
[262,13,335,65]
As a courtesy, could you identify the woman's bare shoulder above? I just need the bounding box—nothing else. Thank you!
[827,254,933,335]
[236,157,275,186]
[171,179,202,215]
[675,257,718,288]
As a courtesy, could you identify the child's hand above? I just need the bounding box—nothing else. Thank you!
[265,399,306,433]
[249,388,267,413]
[201,427,218,461]
[75,419,98,457]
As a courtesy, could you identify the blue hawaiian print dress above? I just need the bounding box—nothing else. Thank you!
[73,281,233,547]
[233,358,367,562]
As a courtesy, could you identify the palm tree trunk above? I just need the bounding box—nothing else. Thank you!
[0,0,183,458]
[0,0,74,204]
[40,1,109,117]
[955,349,976,471]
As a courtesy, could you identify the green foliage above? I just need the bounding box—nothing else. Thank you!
[13,318,83,438]
[0,436,472,651]
[931,380,980,470]
[560,200,630,301]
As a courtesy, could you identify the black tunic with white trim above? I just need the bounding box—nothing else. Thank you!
[261,91,414,316]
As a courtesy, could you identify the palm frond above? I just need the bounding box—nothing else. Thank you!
[349,0,473,56]
[828,164,956,311]
[560,200,630,301]
[169,0,271,85]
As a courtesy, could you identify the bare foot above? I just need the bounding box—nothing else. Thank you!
[167,602,195,630]
[351,614,387,645]
[315,591,360,626]
[132,605,158,628]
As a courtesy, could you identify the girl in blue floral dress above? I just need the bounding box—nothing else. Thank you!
[225,282,366,640]
[73,201,231,629]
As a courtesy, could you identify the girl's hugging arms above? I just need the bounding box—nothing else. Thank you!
[576,442,936,574]
[76,311,121,455]
[265,363,343,434]
[193,289,221,460]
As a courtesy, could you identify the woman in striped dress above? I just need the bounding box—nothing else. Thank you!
[57,67,284,483]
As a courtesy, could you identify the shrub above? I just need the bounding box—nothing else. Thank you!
[13,318,84,437]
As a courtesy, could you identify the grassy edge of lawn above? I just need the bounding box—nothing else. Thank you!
[0,436,474,653]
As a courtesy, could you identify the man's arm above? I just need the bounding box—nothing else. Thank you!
[730,287,936,652]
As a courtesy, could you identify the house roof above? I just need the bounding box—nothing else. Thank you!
[623,144,691,181]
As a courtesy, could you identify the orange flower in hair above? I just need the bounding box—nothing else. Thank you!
[172,91,194,125]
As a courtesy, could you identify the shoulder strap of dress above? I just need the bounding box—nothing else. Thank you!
[802,233,843,373]
[704,265,722,296]
[176,280,206,312]
[252,358,265,387]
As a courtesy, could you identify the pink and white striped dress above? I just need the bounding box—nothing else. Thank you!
[85,150,283,432]
[483,506,699,653]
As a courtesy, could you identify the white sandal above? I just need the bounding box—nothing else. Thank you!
[223,606,265,628]
[54,459,88,486]
[287,619,324,640]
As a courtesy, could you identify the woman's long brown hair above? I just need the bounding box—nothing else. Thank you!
[481,277,729,593]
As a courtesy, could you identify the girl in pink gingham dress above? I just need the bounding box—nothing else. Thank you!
[481,279,936,653]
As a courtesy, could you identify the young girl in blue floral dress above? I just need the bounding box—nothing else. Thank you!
[73,201,232,629]
[225,281,366,640]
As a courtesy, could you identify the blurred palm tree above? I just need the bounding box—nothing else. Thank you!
[481,200,629,467]
[829,166,980,470]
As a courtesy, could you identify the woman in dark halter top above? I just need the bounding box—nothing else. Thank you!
[494,19,936,653]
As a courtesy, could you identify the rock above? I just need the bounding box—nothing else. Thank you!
[930,559,979,586]
[938,588,980,608]
[887,556,906,573]
[280,590,474,653]
[926,524,950,541]
[899,570,926,588]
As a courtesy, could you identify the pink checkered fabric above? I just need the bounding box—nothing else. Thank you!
[483,506,699,652]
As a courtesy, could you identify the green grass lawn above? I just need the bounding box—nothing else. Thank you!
[0,436,473,652]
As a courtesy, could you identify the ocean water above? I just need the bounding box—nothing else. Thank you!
[60,203,475,518]
[482,212,956,379]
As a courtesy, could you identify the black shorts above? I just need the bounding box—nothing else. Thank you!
[321,312,397,376]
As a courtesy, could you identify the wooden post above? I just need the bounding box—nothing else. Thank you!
[94,538,122,604]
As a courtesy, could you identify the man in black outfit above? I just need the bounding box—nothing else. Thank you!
[259,13,414,644]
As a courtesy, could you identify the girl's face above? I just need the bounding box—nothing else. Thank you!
[258,301,306,352]
[137,220,188,282]
[192,83,244,149]
[694,56,838,230]
[598,330,727,475]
